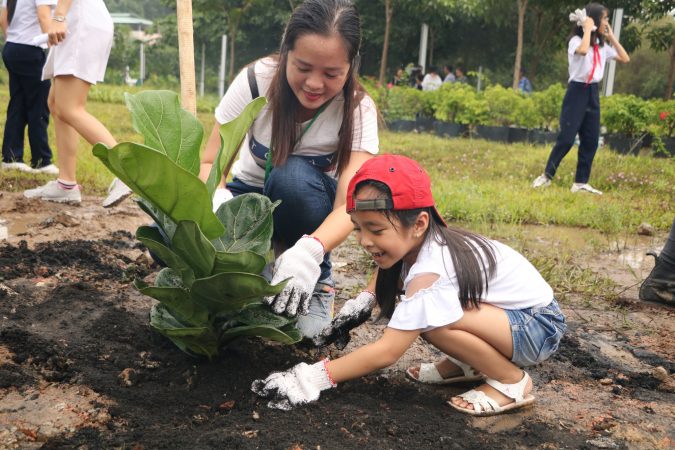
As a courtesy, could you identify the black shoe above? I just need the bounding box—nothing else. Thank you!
[639,252,675,306]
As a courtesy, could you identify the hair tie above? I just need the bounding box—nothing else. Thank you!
[569,8,597,31]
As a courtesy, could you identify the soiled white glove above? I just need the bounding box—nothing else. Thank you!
[313,291,375,349]
[251,360,336,410]
[569,8,597,31]
[263,236,323,317]
[212,187,234,213]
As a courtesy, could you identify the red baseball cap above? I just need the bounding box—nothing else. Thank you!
[346,154,447,227]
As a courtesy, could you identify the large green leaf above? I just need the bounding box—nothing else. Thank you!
[125,90,202,175]
[135,277,208,327]
[93,142,224,239]
[231,304,295,328]
[221,324,301,344]
[191,272,288,316]
[137,198,177,241]
[171,221,216,278]
[212,251,267,275]
[212,193,279,255]
[136,226,195,286]
[206,97,268,197]
[150,304,218,359]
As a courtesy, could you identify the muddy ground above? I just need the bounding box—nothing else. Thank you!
[0,189,673,449]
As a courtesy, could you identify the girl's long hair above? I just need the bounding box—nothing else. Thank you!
[356,181,497,319]
[266,0,365,177]
[6,0,17,24]
[572,3,609,47]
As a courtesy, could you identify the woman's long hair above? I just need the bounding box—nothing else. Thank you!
[355,181,497,319]
[572,3,609,47]
[266,0,365,177]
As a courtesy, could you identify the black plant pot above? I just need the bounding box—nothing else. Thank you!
[530,129,557,145]
[434,121,467,138]
[507,127,529,143]
[604,133,641,156]
[475,125,510,142]
[386,119,417,132]
[415,116,435,132]
[654,137,675,158]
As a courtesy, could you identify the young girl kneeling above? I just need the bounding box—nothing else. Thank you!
[252,155,566,416]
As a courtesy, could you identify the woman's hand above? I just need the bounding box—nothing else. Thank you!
[48,20,67,46]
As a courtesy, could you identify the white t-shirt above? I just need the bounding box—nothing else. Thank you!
[1,0,55,47]
[567,36,618,83]
[421,73,442,91]
[214,58,379,188]
[388,236,554,331]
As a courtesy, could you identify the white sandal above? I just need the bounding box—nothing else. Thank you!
[406,356,484,385]
[447,371,535,416]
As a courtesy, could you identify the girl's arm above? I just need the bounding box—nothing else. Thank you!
[311,150,373,251]
[575,17,595,55]
[36,4,52,33]
[0,8,7,38]
[605,25,630,63]
[48,0,71,45]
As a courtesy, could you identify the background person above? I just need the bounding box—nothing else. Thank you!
[199,0,379,339]
[442,64,455,83]
[532,3,629,195]
[421,65,442,91]
[1,0,58,175]
[518,67,533,94]
[252,155,565,416]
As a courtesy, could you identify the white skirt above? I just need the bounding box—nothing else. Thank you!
[42,0,113,85]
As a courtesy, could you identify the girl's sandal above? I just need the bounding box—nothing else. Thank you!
[406,355,485,385]
[447,371,535,416]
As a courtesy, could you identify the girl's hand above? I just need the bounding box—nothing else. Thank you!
[48,20,67,46]
[583,16,595,33]
[313,290,376,349]
[604,23,614,39]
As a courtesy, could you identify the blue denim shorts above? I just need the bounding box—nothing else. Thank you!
[505,298,566,368]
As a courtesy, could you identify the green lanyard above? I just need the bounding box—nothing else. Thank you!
[264,102,329,182]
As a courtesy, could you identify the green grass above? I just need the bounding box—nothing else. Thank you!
[0,84,672,234]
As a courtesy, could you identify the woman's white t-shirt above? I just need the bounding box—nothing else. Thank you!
[1,0,56,47]
[388,236,554,331]
[567,36,618,83]
[214,58,379,188]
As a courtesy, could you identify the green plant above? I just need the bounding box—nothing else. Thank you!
[601,94,653,137]
[382,86,425,121]
[532,83,565,131]
[433,83,488,126]
[93,90,301,359]
[483,85,521,126]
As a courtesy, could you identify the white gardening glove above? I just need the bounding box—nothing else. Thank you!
[313,291,375,349]
[263,236,324,317]
[251,360,336,410]
[569,8,597,31]
[212,187,234,213]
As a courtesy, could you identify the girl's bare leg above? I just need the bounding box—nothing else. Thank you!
[48,84,79,183]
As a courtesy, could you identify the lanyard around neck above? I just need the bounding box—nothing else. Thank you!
[264,101,329,182]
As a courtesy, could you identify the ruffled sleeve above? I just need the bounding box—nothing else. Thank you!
[388,279,464,331]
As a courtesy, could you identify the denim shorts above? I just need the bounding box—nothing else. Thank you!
[505,298,566,368]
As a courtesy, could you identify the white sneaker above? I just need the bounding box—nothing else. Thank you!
[33,164,60,175]
[2,162,34,172]
[571,183,602,195]
[532,174,551,188]
[24,180,82,204]
[102,177,133,208]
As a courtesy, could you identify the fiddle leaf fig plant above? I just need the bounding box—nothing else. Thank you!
[93,90,301,359]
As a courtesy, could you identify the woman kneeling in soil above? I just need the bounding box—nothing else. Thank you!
[252,155,566,416]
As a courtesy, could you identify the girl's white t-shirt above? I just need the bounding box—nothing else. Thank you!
[1,0,56,47]
[567,36,618,83]
[388,235,554,331]
[214,57,379,188]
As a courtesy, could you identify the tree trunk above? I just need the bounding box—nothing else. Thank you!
[378,0,393,86]
[665,36,675,100]
[512,0,528,90]
[176,0,196,115]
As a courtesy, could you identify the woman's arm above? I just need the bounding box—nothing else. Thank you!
[327,327,420,382]
[36,4,52,33]
[311,150,373,251]
[605,25,630,64]
[575,17,595,55]
[199,123,231,185]
[48,0,71,45]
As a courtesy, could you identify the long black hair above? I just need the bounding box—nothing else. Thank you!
[572,3,609,47]
[355,180,498,319]
[267,0,365,177]
[6,0,17,24]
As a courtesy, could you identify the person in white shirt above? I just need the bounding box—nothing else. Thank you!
[1,0,58,174]
[22,0,125,206]
[421,66,442,91]
[532,3,629,195]
[200,0,379,339]
[252,155,566,416]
